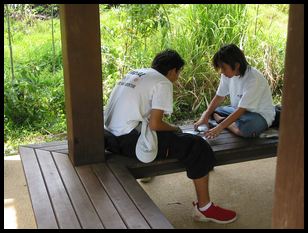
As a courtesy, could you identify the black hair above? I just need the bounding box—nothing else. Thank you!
[151,49,185,76]
[212,44,250,77]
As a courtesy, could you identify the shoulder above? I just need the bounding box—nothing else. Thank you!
[245,66,264,78]
[129,68,167,82]
[243,67,265,82]
[243,67,270,88]
[143,68,164,78]
[220,74,230,82]
[148,68,173,85]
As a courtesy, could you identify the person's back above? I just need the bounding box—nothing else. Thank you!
[104,68,173,136]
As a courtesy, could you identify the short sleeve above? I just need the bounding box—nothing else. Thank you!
[216,75,230,97]
[151,81,173,115]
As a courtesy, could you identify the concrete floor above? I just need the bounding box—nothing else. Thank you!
[4,154,277,229]
[4,155,37,229]
[138,157,277,229]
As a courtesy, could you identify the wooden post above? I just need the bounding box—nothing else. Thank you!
[271,4,304,228]
[59,4,105,165]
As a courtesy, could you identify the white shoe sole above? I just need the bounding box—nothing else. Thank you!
[139,177,153,183]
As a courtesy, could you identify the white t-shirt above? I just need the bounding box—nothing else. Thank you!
[216,66,275,127]
[104,68,173,136]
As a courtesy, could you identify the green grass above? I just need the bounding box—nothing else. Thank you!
[4,4,289,155]
[4,18,65,155]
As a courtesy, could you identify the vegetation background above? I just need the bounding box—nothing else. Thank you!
[4,4,289,155]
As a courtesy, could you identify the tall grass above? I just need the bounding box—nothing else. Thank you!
[166,4,249,121]
[99,4,288,121]
[4,18,65,153]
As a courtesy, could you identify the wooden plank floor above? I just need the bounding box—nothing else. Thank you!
[19,144,173,229]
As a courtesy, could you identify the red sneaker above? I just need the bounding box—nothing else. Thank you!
[192,201,237,224]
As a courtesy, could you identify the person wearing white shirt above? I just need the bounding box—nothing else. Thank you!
[194,44,275,139]
[104,49,237,224]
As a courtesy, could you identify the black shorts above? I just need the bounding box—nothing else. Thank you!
[105,129,216,179]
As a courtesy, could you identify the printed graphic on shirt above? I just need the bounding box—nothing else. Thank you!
[128,70,146,77]
[117,70,147,89]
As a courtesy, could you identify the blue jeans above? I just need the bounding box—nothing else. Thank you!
[214,105,268,138]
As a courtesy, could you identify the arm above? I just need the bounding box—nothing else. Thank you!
[149,109,179,132]
[194,95,225,129]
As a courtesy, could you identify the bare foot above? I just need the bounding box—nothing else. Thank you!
[213,113,226,123]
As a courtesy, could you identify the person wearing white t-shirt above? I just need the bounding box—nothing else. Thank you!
[104,49,237,224]
[194,44,275,139]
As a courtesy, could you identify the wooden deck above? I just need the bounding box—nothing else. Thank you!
[19,124,278,229]
[19,144,173,229]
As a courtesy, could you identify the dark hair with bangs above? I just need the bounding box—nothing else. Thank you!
[212,44,250,77]
[151,49,185,76]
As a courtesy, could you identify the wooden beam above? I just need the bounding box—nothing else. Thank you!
[59,4,105,165]
[271,4,304,228]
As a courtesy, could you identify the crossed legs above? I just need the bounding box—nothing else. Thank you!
[213,112,242,137]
